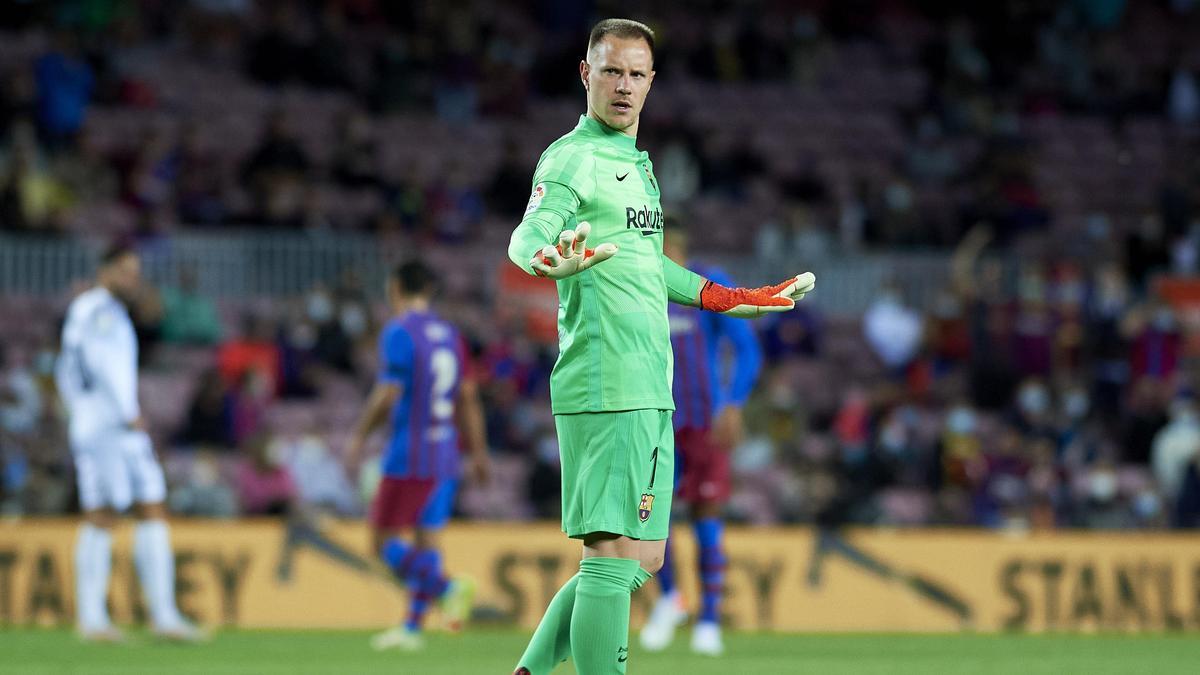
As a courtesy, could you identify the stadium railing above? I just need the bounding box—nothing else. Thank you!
[0,233,952,315]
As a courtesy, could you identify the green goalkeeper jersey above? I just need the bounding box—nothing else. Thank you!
[508,115,704,414]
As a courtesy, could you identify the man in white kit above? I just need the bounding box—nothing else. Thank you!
[57,243,202,642]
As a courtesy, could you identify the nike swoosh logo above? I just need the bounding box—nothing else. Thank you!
[618,656,628,662]
[616,172,629,181]
[641,230,661,237]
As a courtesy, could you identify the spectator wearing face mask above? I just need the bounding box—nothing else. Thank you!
[159,266,221,346]
[1076,457,1127,529]
[1129,300,1181,382]
[1010,268,1055,377]
[1012,377,1055,437]
[862,283,923,378]
[1122,378,1171,465]
[235,430,296,516]
[1152,392,1200,520]
[217,313,282,395]
[938,402,983,491]
[177,367,236,450]
[169,453,237,517]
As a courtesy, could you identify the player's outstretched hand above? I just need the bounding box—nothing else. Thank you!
[699,272,816,318]
[530,221,618,279]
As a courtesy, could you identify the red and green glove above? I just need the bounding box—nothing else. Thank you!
[698,272,816,317]
[530,222,618,279]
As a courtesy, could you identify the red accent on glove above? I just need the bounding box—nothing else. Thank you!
[698,279,795,313]
[532,244,598,278]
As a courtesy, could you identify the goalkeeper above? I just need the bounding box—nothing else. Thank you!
[507,18,815,675]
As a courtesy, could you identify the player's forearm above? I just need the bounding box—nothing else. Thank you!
[352,385,394,441]
[508,215,561,275]
[662,256,705,306]
[455,387,488,459]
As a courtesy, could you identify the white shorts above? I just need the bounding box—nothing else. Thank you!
[72,430,167,512]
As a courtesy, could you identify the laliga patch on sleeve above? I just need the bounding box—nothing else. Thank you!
[524,183,546,216]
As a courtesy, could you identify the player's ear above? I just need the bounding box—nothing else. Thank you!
[579,60,590,91]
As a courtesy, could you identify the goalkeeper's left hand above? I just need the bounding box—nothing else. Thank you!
[698,272,816,318]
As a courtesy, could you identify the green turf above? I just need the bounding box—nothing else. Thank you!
[1,628,1198,674]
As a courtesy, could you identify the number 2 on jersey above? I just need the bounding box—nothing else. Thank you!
[429,347,458,422]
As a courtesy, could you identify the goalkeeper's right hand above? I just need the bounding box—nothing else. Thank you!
[530,221,618,279]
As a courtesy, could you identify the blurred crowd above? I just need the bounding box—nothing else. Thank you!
[3,1,1200,529]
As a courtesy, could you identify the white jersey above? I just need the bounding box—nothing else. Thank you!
[56,286,141,445]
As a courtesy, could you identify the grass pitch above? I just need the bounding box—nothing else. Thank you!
[1,628,1197,674]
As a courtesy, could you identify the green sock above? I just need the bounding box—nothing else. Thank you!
[630,567,653,592]
[515,573,579,674]
[571,557,640,675]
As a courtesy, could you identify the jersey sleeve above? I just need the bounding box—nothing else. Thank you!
[378,325,414,385]
[663,256,705,306]
[507,144,597,276]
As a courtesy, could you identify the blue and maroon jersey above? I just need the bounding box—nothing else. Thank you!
[379,310,467,480]
[669,265,763,431]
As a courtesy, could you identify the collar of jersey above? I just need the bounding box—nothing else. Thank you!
[576,115,639,151]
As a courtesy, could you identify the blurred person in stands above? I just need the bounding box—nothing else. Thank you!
[116,126,179,215]
[1084,262,1133,417]
[230,368,271,447]
[279,424,359,515]
[235,430,296,516]
[0,119,72,232]
[935,401,982,522]
[1128,297,1181,383]
[1,342,41,513]
[169,452,237,518]
[487,138,534,217]
[1009,266,1055,377]
[175,121,228,225]
[33,31,93,150]
[53,124,118,208]
[176,367,235,450]
[1122,377,1171,466]
[331,109,381,190]
[160,264,222,345]
[344,260,490,652]
[1152,391,1200,525]
[863,281,923,378]
[1011,377,1056,437]
[1,342,42,443]
[974,423,1032,528]
[640,218,763,656]
[217,312,281,394]
[241,109,310,225]
[55,243,202,641]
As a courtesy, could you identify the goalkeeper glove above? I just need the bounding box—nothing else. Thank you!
[530,221,618,279]
[699,272,816,318]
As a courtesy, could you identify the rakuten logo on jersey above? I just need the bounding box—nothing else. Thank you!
[625,205,663,235]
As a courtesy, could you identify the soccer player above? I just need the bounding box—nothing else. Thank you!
[56,244,202,642]
[639,217,762,656]
[507,19,814,675]
[345,260,490,652]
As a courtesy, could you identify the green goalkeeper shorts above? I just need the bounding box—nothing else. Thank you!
[555,409,674,541]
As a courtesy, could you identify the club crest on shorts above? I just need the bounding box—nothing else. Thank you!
[638,493,654,522]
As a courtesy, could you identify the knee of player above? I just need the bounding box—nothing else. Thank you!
[85,509,118,529]
[640,552,664,574]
